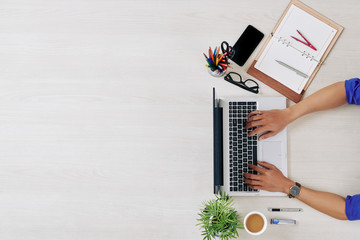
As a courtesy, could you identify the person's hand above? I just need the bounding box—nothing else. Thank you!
[244,161,294,193]
[246,109,293,140]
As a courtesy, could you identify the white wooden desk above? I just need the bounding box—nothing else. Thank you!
[0,0,359,239]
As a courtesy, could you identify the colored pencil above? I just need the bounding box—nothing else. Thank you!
[204,45,231,73]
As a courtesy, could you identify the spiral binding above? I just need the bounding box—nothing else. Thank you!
[271,33,321,65]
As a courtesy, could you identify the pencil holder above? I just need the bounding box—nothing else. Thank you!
[207,67,227,78]
[204,43,232,78]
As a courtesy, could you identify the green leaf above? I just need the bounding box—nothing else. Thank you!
[196,192,243,240]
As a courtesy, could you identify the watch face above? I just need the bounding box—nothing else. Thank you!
[290,186,301,196]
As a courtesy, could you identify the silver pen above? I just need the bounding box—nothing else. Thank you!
[275,60,309,78]
[268,208,303,212]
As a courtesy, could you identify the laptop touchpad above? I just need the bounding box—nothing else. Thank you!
[262,141,282,169]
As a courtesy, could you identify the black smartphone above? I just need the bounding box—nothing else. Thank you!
[231,25,264,67]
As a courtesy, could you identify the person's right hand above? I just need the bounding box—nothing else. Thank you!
[244,161,294,193]
[246,108,292,140]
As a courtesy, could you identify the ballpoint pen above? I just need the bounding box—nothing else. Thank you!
[275,60,309,78]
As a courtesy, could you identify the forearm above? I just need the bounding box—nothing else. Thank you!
[246,163,348,220]
[279,82,348,219]
[298,187,347,220]
[286,82,349,219]
[287,81,347,122]
[281,181,347,220]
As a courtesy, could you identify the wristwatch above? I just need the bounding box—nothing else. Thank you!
[288,182,301,198]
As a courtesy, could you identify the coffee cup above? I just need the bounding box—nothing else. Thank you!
[243,211,267,235]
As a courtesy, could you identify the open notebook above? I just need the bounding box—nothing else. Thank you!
[254,4,337,94]
[247,0,343,102]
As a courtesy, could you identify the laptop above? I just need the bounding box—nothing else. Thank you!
[213,88,287,196]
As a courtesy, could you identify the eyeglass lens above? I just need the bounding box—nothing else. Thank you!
[226,72,259,93]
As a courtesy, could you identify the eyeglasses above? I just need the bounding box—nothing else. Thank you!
[224,72,259,94]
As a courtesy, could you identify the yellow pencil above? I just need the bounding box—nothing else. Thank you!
[218,53,224,63]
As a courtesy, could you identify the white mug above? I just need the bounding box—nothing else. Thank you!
[243,211,267,235]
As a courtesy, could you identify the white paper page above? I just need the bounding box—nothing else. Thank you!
[255,5,337,94]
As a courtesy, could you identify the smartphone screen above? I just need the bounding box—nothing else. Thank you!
[231,25,264,66]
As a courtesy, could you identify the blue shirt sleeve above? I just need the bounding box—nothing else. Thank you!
[346,194,360,220]
[345,78,360,105]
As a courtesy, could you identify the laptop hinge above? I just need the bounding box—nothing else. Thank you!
[213,88,224,194]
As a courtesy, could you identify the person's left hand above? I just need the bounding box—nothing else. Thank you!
[246,109,292,140]
[244,161,294,193]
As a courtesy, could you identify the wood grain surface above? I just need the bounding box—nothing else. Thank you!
[0,0,359,239]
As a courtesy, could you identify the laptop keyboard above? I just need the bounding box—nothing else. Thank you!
[229,101,258,192]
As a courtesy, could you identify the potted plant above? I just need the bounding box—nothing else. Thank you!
[197,192,243,240]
